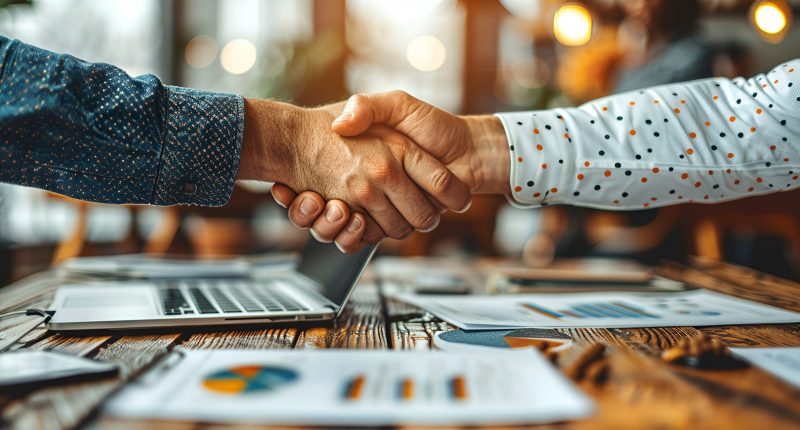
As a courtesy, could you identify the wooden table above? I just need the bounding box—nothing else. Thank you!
[1,257,799,429]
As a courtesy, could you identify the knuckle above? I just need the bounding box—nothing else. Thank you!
[411,209,438,230]
[430,168,454,194]
[389,89,411,102]
[367,158,395,182]
[386,223,414,240]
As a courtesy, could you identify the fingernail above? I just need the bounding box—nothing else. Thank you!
[455,199,472,214]
[333,112,353,123]
[347,217,362,232]
[326,205,344,222]
[310,229,331,243]
[299,197,319,216]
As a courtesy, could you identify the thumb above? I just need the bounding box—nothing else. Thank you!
[331,94,375,136]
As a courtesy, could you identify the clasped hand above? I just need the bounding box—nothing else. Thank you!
[239,91,509,253]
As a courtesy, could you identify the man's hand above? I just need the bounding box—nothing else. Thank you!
[237,98,473,244]
[271,91,510,252]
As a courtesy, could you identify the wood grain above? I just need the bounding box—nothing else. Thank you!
[2,260,800,430]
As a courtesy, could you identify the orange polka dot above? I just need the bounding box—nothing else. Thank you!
[704,195,709,200]
[726,169,732,174]
[748,186,755,192]
[729,116,736,123]
[794,176,799,181]
[643,203,650,208]
[734,179,741,185]
[564,133,570,139]
[536,144,543,151]
[727,153,735,159]
[689,132,697,139]
[789,68,795,72]
[629,101,636,106]
[653,100,660,104]
[687,148,694,155]
[756,108,762,114]
[533,192,541,198]
[785,158,791,162]
[762,83,767,88]
[533,128,540,134]
[517,156,523,162]
[514,186,522,192]
[541,163,548,169]
[652,167,660,173]
[604,170,612,177]
[774,80,779,84]
[584,161,590,167]
[674,108,681,114]
[681,173,689,180]
[629,129,637,136]
[756,177,763,183]
[678,196,683,200]
[708,170,714,175]
[750,127,756,133]
[651,197,658,201]
[680,99,686,104]
[641,177,648,183]
[602,106,608,111]
[551,187,558,193]
[694,181,702,188]
[770,145,777,151]
[577,173,585,180]
[712,95,719,100]
[614,200,620,204]
[704,121,710,127]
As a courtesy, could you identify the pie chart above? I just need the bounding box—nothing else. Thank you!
[435,328,572,351]
[202,364,299,395]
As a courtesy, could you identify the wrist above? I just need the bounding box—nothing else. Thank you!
[463,115,510,194]
[239,98,303,184]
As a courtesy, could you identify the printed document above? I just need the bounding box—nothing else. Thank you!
[105,348,593,426]
[730,347,800,389]
[392,289,800,329]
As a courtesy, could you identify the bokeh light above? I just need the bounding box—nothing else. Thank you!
[220,39,257,75]
[184,35,217,69]
[406,35,447,72]
[553,4,592,47]
[753,1,787,34]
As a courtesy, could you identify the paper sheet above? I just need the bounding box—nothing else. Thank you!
[730,347,800,389]
[104,348,593,426]
[392,289,800,329]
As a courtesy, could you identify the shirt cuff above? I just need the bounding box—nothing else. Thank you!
[151,86,245,206]
[495,110,576,208]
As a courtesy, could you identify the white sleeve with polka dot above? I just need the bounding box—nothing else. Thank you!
[496,59,800,210]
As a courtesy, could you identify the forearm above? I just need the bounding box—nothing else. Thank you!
[0,36,244,206]
[497,59,800,209]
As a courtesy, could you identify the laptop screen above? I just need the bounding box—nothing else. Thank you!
[296,240,378,308]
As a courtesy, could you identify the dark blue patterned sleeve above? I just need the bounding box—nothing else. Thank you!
[0,35,244,206]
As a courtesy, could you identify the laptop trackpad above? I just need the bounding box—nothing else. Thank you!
[53,287,159,322]
[64,292,150,308]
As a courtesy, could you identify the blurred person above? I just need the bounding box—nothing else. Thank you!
[0,35,474,244]
[274,59,800,251]
[613,0,713,93]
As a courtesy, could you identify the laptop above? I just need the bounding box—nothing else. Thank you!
[48,241,378,331]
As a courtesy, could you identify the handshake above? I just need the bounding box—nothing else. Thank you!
[238,91,511,253]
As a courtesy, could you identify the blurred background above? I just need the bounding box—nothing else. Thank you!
[0,0,798,284]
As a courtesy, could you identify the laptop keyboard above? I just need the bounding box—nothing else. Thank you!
[158,280,310,316]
